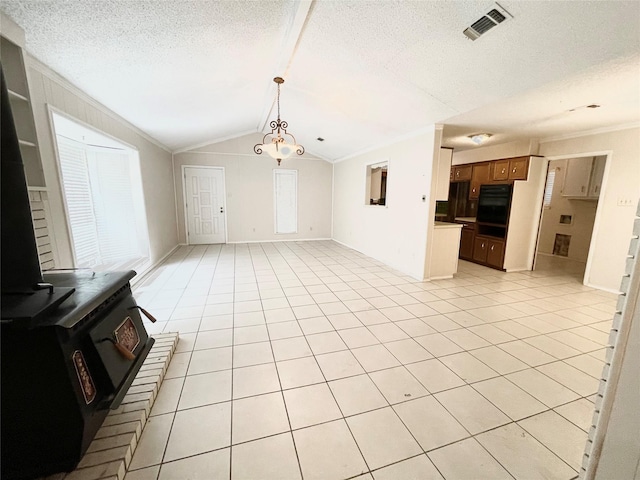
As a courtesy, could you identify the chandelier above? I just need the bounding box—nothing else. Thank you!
[254,77,304,166]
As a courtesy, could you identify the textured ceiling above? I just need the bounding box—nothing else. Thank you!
[1,0,639,159]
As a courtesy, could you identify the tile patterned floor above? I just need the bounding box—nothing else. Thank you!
[126,241,616,480]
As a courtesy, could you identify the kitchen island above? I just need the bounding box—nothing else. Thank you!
[430,222,464,279]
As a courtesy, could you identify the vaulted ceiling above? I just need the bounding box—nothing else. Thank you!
[2,0,639,160]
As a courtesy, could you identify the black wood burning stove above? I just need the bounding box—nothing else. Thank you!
[1,66,155,480]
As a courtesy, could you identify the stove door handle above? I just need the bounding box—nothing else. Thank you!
[128,306,157,323]
[113,341,136,361]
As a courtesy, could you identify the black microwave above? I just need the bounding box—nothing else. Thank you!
[476,184,512,225]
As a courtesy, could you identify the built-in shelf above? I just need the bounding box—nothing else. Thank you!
[1,34,45,187]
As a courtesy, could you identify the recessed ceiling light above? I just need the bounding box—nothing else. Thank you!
[317,137,325,142]
[468,133,492,145]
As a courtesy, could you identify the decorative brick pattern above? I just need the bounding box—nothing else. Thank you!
[40,332,179,480]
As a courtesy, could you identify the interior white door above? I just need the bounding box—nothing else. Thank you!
[184,167,226,244]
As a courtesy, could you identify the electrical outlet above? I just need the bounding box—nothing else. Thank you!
[617,197,635,207]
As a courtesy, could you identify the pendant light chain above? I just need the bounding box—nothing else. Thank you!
[276,81,281,122]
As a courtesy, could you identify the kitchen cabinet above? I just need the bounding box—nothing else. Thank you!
[459,226,475,260]
[508,157,529,180]
[588,156,606,198]
[493,160,509,181]
[471,235,505,269]
[470,163,491,199]
[451,165,472,182]
[472,236,489,263]
[492,158,528,181]
[562,157,594,198]
[486,238,505,268]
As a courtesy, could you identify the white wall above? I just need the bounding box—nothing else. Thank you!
[26,55,178,272]
[538,159,598,262]
[332,129,436,280]
[173,133,333,243]
[539,127,640,291]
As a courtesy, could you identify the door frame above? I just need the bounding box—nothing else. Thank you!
[181,165,228,245]
[532,150,612,286]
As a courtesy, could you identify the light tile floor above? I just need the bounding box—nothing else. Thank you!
[126,241,616,480]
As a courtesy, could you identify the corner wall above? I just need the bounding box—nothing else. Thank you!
[332,129,436,279]
[172,134,333,243]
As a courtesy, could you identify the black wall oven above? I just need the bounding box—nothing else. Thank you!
[476,184,512,225]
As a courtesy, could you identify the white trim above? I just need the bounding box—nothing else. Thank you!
[130,244,181,289]
[27,55,171,153]
[181,165,228,245]
[330,162,335,240]
[227,237,332,244]
[582,282,622,295]
[364,158,389,208]
[334,126,433,164]
[27,186,48,192]
[539,122,640,144]
[174,148,330,163]
[173,129,258,154]
[48,105,140,152]
[171,152,180,243]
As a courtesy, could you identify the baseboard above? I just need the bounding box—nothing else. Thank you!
[583,282,622,295]
[331,238,422,281]
[130,244,181,288]
[226,238,332,244]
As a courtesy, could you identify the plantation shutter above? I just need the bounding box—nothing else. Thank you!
[57,136,100,267]
[87,148,140,263]
[274,169,298,234]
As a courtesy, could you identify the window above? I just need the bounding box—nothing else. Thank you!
[52,112,150,272]
[365,161,388,206]
[274,169,297,234]
[543,168,556,208]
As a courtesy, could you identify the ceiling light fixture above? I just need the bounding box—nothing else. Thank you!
[254,77,304,166]
[468,133,492,145]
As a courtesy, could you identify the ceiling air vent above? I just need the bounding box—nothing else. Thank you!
[463,4,511,41]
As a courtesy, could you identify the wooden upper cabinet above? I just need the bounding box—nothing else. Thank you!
[509,157,529,180]
[470,163,491,199]
[493,160,509,181]
[451,165,472,182]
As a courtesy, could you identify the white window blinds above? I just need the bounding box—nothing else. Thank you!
[57,136,101,267]
[543,168,556,208]
[274,169,298,234]
[56,134,148,270]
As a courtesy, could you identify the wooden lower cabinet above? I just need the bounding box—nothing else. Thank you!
[473,237,489,263]
[467,235,505,270]
[459,228,474,260]
[486,238,505,268]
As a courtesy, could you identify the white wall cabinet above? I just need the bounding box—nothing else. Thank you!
[588,156,606,198]
[562,156,605,199]
[435,147,453,201]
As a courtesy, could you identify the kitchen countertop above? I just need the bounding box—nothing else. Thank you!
[434,221,464,229]
[454,217,477,223]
